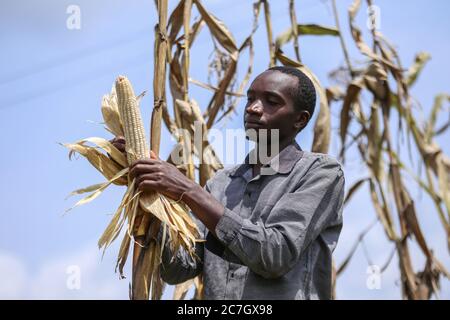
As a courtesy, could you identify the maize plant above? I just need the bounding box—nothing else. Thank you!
[64,75,201,300]
[63,0,450,300]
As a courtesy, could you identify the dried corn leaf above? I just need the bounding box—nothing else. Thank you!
[403,200,432,259]
[168,0,185,43]
[436,155,450,220]
[101,87,124,137]
[173,279,194,300]
[275,24,339,49]
[65,182,106,200]
[406,52,431,87]
[339,79,363,159]
[65,167,129,213]
[368,179,396,240]
[368,102,384,181]
[194,0,237,54]
[188,78,244,97]
[262,0,275,67]
[76,137,128,167]
[62,141,127,184]
[344,177,369,205]
[425,94,450,142]
[348,0,398,71]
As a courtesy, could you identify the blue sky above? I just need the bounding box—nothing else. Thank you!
[0,0,449,299]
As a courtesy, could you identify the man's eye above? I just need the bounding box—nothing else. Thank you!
[267,100,278,105]
[247,97,254,102]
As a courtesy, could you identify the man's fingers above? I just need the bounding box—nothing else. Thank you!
[135,173,160,188]
[113,142,126,152]
[114,136,125,142]
[110,136,124,143]
[129,160,160,178]
[109,136,126,154]
[137,179,158,192]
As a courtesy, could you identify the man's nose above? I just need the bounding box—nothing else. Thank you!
[246,100,263,115]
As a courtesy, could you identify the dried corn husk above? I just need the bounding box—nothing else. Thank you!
[63,75,201,300]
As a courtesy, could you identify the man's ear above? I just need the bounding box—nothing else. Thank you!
[294,110,310,131]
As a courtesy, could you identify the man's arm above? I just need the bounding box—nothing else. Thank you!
[109,136,208,284]
[129,155,344,280]
[129,158,226,235]
[183,157,345,279]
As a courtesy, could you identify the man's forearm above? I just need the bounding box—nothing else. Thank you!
[182,182,225,236]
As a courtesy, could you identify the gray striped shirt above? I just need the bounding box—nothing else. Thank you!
[160,141,345,300]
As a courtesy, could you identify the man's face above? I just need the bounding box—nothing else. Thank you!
[244,70,307,144]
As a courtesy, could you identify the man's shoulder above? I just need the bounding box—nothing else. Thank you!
[295,151,344,175]
[213,164,244,179]
[301,150,342,165]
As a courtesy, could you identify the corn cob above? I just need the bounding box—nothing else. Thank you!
[115,76,149,164]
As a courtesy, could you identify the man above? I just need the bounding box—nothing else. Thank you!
[113,66,345,299]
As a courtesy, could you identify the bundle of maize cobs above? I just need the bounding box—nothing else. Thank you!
[63,76,200,299]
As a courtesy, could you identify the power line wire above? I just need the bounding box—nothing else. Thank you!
[0,50,151,110]
[0,27,151,86]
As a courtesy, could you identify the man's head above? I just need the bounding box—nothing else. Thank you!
[244,66,316,144]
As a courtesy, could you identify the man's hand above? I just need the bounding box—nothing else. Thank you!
[109,136,191,201]
[129,152,195,202]
[130,155,224,235]
[110,136,126,156]
[107,136,127,167]
[113,136,225,235]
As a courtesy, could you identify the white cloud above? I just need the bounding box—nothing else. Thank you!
[0,252,27,299]
[0,242,129,299]
[334,193,450,300]
[0,241,180,300]
[0,233,447,299]
[28,244,127,299]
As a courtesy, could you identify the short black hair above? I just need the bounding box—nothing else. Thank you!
[267,66,316,121]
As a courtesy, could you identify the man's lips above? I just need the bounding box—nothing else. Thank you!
[245,121,264,129]
[244,118,265,128]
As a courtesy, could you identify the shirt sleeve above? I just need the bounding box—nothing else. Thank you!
[158,225,204,285]
[214,157,345,279]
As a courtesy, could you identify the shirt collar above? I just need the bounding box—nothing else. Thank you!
[229,141,304,177]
